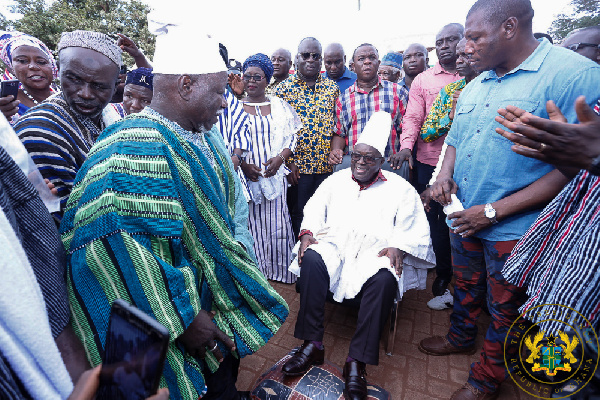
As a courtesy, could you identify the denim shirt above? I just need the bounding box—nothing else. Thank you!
[445,39,600,241]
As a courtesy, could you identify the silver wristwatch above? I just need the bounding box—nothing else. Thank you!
[484,203,498,224]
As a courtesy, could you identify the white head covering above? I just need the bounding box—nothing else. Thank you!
[355,111,391,157]
[148,10,226,75]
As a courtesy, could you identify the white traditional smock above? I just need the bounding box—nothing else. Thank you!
[289,169,436,302]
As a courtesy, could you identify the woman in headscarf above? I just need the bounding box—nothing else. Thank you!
[0,31,58,124]
[240,53,302,283]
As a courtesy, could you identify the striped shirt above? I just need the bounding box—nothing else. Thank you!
[218,90,252,155]
[334,78,408,157]
[13,93,104,214]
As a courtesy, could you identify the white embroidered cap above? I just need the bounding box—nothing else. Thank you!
[148,10,226,75]
[355,111,392,157]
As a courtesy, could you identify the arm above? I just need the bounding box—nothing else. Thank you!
[495,96,600,177]
[389,86,408,169]
[117,34,152,69]
[449,169,569,237]
[430,145,457,206]
[398,78,426,167]
[329,97,346,165]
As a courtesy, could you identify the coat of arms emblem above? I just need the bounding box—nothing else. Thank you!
[524,331,579,377]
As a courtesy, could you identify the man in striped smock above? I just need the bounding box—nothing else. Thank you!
[61,23,288,400]
[14,30,122,216]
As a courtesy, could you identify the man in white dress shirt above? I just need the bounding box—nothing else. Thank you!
[282,112,435,400]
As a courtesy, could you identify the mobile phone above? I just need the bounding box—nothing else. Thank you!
[0,79,19,99]
[97,299,170,400]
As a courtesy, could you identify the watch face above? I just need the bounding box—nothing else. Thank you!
[485,208,495,218]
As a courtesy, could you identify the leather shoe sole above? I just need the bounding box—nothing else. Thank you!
[418,335,477,356]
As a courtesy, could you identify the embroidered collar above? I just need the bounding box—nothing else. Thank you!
[352,170,387,190]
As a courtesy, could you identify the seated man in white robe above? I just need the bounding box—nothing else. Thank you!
[283,112,435,400]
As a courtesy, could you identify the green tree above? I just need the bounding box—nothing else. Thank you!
[549,0,600,42]
[11,0,154,65]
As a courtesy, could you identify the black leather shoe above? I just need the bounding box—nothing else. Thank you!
[238,391,251,400]
[432,276,451,297]
[281,341,324,376]
[343,360,368,400]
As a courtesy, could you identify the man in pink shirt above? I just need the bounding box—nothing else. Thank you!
[397,23,463,308]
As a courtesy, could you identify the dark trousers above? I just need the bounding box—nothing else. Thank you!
[294,249,397,365]
[415,160,453,292]
[287,173,331,239]
[202,354,240,400]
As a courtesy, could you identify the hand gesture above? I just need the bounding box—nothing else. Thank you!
[0,95,19,120]
[286,162,300,185]
[447,204,491,238]
[449,89,462,121]
[228,74,244,96]
[430,176,458,206]
[263,156,284,178]
[116,33,143,58]
[420,187,433,212]
[390,148,413,170]
[177,309,236,363]
[241,161,262,182]
[495,96,600,170]
[298,234,318,265]
[328,148,344,165]
[378,247,405,276]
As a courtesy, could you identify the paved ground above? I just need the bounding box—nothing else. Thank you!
[238,272,539,399]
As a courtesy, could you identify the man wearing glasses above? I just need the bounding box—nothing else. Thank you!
[562,25,600,64]
[275,37,340,238]
[283,112,435,400]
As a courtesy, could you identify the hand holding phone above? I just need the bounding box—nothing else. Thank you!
[0,79,20,119]
[97,299,170,400]
[177,309,236,362]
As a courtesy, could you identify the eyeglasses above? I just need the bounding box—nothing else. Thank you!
[565,42,600,52]
[242,74,265,82]
[350,152,384,164]
[299,52,322,61]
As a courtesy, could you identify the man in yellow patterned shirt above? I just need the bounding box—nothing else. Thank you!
[275,37,340,238]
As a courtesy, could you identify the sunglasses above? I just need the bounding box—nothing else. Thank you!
[350,152,384,164]
[243,74,265,82]
[299,52,322,61]
[565,42,600,52]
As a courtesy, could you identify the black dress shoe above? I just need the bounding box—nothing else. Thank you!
[281,341,324,376]
[343,360,368,400]
[432,276,451,297]
[238,391,251,400]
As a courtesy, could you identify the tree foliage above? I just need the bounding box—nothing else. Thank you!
[549,0,600,42]
[10,0,155,65]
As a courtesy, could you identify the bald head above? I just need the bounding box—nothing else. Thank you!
[403,43,428,78]
[298,37,322,53]
[271,48,293,80]
[467,0,534,29]
[324,43,346,80]
[562,26,600,64]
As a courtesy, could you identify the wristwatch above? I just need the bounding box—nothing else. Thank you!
[590,154,600,176]
[484,203,498,224]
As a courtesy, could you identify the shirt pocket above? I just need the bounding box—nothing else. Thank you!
[492,99,539,143]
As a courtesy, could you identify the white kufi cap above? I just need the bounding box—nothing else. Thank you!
[148,10,226,75]
[355,111,392,157]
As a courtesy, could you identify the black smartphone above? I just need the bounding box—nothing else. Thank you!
[0,79,19,99]
[97,299,170,400]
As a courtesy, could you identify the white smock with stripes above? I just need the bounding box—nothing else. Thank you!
[244,95,301,283]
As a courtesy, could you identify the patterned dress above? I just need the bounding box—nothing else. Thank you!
[244,96,300,283]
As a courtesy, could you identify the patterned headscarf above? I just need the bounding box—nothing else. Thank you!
[243,53,274,83]
[0,31,58,80]
[125,67,153,91]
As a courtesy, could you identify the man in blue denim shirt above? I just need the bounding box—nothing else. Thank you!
[417,0,600,399]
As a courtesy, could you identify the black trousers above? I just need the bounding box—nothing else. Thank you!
[287,173,331,239]
[202,354,240,400]
[294,249,397,365]
[415,160,453,291]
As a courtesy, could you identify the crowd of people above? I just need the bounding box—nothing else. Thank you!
[0,0,599,399]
